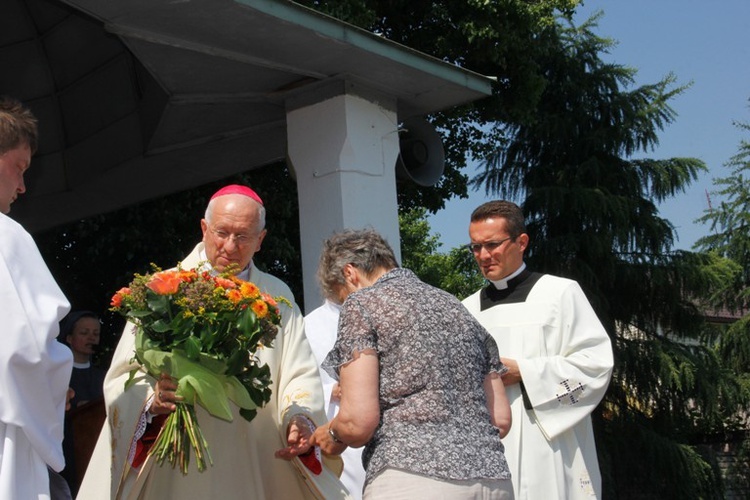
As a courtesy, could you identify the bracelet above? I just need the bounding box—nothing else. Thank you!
[328,425,345,444]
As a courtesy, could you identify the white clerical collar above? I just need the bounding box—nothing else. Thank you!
[73,361,91,369]
[324,299,342,312]
[490,263,526,290]
[198,246,252,280]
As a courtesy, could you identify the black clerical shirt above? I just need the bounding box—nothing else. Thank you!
[479,269,544,311]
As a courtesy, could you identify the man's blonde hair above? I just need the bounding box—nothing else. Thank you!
[0,96,38,155]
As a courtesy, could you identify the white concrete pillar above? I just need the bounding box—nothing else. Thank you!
[286,81,402,312]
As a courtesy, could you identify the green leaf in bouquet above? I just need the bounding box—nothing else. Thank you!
[184,335,202,360]
[244,325,266,347]
[225,348,249,376]
[207,321,229,349]
[175,314,196,335]
[179,372,233,421]
[236,307,258,335]
[146,291,172,315]
[195,351,228,375]
[198,323,215,351]
[137,344,175,380]
[168,352,254,421]
[128,309,153,318]
[150,318,173,333]
[223,375,255,410]
[240,364,273,406]
[239,408,258,422]
[124,368,140,391]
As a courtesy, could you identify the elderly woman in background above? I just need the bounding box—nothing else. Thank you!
[310,228,514,499]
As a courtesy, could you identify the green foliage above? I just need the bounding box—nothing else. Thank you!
[693,123,750,495]
[695,121,750,310]
[598,409,724,499]
[296,0,584,214]
[470,13,748,498]
[398,207,484,299]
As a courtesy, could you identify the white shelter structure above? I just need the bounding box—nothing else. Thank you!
[4,0,493,310]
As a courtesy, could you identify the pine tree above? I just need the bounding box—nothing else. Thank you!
[474,15,743,498]
[695,121,750,494]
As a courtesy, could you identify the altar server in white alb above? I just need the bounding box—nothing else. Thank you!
[304,300,366,499]
[0,95,74,499]
[463,200,613,499]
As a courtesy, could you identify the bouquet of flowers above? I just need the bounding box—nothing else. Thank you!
[110,265,289,474]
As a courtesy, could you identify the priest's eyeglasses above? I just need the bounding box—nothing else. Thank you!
[466,236,513,254]
[210,227,253,247]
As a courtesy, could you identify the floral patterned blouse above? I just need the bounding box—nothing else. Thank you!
[323,268,511,487]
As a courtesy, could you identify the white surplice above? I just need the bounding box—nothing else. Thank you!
[0,213,73,500]
[78,243,348,500]
[304,301,366,499]
[463,274,613,499]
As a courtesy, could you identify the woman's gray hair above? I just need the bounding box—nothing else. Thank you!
[317,228,399,301]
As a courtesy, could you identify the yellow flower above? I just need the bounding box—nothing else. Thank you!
[240,282,260,298]
[251,300,269,318]
[226,289,243,304]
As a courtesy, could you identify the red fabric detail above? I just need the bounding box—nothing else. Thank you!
[298,448,322,475]
[131,414,168,468]
[209,184,263,205]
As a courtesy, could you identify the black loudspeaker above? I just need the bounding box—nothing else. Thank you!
[395,118,445,187]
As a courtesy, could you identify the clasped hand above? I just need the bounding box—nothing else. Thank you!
[275,416,315,460]
[149,373,181,415]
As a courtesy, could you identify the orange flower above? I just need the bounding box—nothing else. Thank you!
[111,287,131,307]
[240,282,260,298]
[261,293,278,307]
[214,277,236,290]
[177,270,198,283]
[226,289,243,304]
[147,271,182,295]
[251,300,269,318]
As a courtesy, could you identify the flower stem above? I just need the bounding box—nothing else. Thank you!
[149,403,211,474]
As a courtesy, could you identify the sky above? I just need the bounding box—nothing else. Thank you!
[427,0,750,252]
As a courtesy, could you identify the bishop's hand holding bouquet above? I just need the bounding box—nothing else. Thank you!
[110,264,290,474]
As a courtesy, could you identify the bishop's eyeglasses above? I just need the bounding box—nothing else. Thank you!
[209,227,254,247]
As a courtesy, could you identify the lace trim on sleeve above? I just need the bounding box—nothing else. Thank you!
[127,394,155,466]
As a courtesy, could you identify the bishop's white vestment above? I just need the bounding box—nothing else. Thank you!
[463,271,613,499]
[0,213,73,500]
[78,243,348,499]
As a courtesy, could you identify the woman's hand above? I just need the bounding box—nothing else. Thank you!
[309,423,348,456]
[499,357,522,385]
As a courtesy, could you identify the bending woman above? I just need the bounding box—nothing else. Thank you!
[310,228,514,499]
